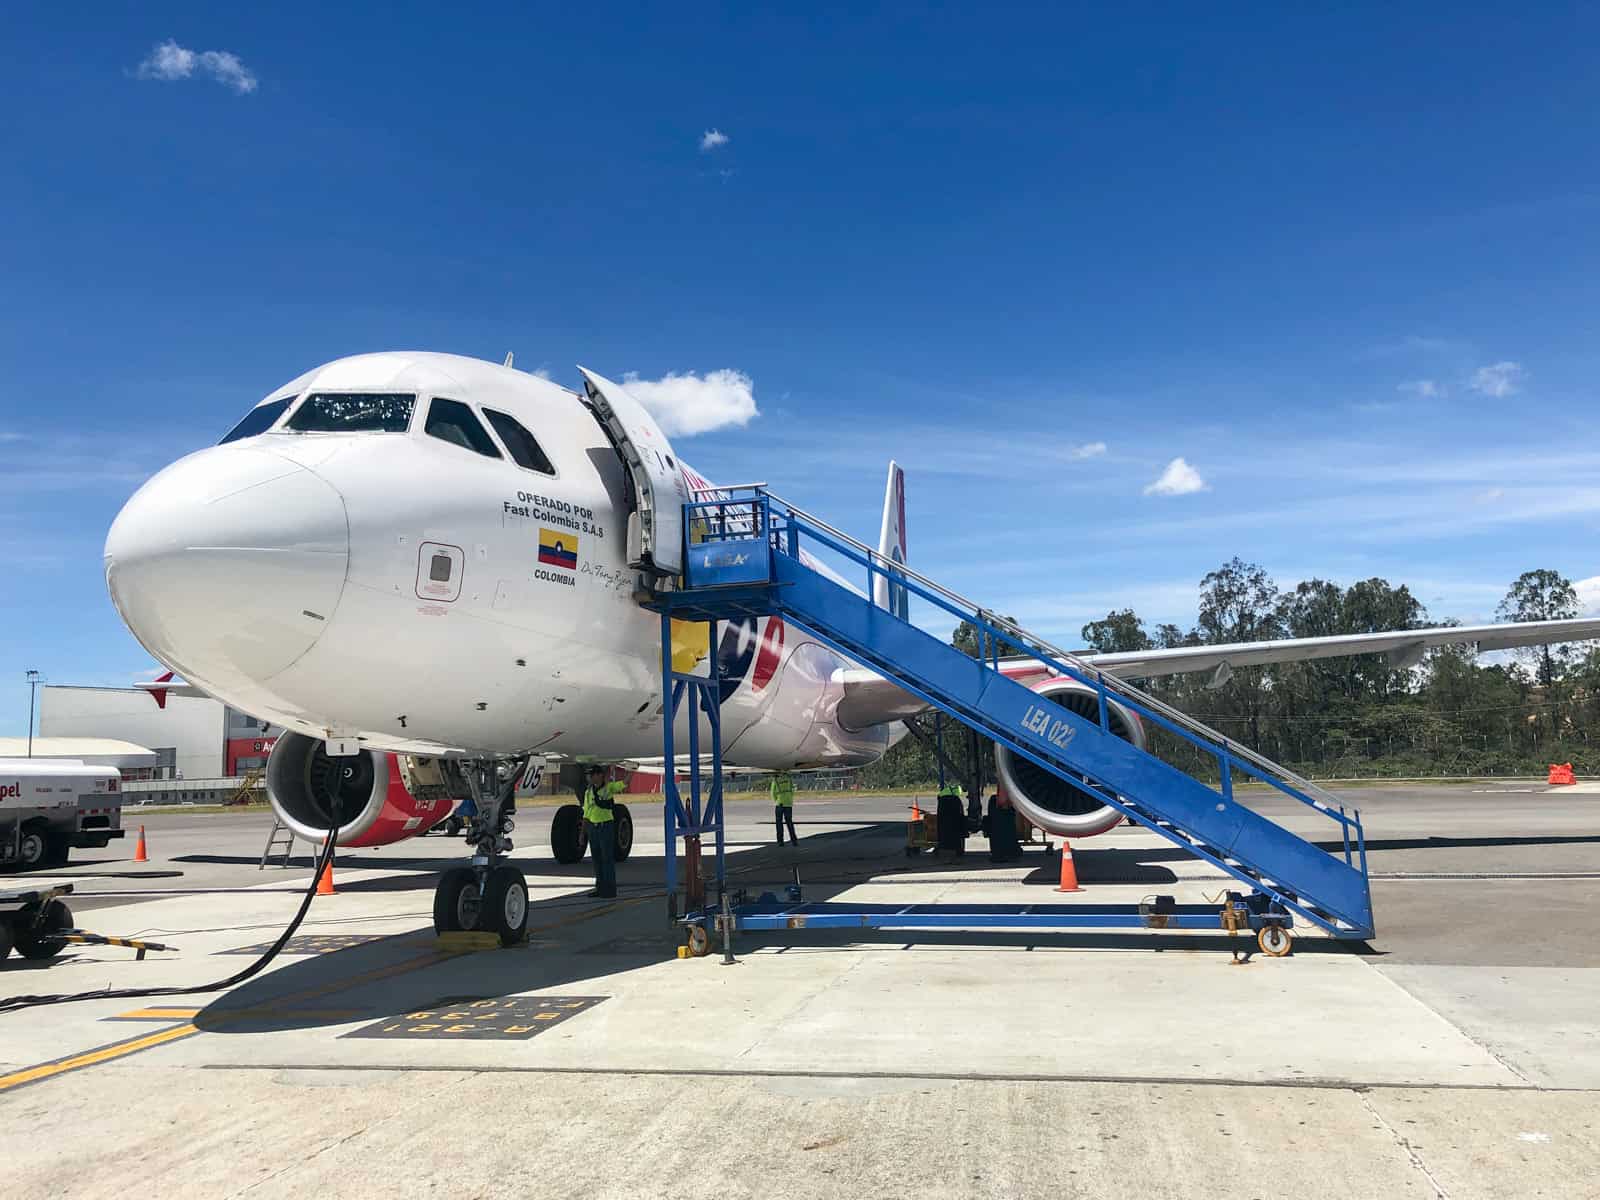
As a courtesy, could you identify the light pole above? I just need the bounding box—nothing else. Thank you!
[25,669,41,757]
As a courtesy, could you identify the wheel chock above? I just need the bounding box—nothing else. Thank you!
[436,930,504,952]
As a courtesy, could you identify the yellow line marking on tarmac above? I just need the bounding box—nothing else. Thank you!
[0,1023,200,1093]
[110,1007,203,1021]
[5,948,456,1094]
[7,896,652,1093]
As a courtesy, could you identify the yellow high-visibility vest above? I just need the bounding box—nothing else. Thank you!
[583,780,624,824]
[771,772,795,807]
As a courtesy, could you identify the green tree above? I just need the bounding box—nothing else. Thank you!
[1080,609,1153,654]
[1497,569,1579,687]
[1196,558,1283,749]
[952,614,1019,661]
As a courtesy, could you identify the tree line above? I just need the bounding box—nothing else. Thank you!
[855,563,1596,786]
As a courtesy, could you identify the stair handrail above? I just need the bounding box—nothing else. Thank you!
[690,486,1356,827]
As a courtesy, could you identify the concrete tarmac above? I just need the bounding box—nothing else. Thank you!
[1,783,1596,1199]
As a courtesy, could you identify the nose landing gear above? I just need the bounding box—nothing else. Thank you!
[432,755,531,947]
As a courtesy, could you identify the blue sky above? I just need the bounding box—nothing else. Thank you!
[4,4,1600,734]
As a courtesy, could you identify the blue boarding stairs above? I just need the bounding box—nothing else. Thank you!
[645,486,1373,958]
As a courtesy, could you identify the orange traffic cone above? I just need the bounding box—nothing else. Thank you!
[1056,841,1083,893]
[316,861,336,895]
[911,798,923,822]
[133,825,148,863]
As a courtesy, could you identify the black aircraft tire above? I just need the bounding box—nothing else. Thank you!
[15,825,48,871]
[483,865,530,947]
[614,804,634,862]
[16,898,72,960]
[433,867,480,934]
[550,804,587,864]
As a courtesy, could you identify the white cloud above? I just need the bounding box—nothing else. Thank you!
[1398,379,1442,398]
[699,128,729,152]
[1469,361,1524,397]
[1069,441,1107,459]
[1573,575,1600,616]
[1475,486,1505,503]
[136,40,258,94]
[1143,457,1207,497]
[621,369,758,436]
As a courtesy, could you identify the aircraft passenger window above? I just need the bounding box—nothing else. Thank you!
[425,398,502,458]
[429,553,453,583]
[219,397,293,444]
[286,393,415,433]
[482,408,557,475]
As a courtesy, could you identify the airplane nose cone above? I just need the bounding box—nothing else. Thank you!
[105,447,349,686]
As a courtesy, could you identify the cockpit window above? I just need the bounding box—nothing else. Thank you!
[285,393,415,433]
[483,408,557,475]
[425,398,501,459]
[219,397,293,444]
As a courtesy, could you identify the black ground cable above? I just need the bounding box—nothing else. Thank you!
[0,824,339,1016]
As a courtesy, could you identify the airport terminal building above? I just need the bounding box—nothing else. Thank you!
[37,685,281,781]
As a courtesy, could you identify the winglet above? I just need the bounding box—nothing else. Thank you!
[134,671,209,707]
[143,671,173,708]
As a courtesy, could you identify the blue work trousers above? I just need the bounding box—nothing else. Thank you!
[589,821,616,897]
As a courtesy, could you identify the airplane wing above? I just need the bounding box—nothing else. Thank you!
[833,616,1600,729]
[1080,617,1600,680]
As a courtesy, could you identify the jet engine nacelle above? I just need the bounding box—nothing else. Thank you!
[266,731,457,848]
[994,677,1144,839]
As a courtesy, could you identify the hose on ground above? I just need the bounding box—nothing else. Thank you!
[0,825,337,1016]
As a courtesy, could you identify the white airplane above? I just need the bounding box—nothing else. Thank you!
[103,351,1600,940]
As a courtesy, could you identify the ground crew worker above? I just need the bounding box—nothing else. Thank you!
[983,792,1022,863]
[771,769,798,845]
[582,765,625,898]
[935,781,966,860]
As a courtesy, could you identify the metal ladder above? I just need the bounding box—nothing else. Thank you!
[658,486,1374,939]
[258,819,298,869]
[231,768,264,807]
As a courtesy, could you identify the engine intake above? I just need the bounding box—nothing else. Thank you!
[994,679,1144,839]
[267,732,452,848]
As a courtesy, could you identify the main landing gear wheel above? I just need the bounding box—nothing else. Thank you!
[16,898,72,960]
[483,865,530,947]
[550,804,587,864]
[613,803,634,863]
[433,867,482,934]
[1258,925,1293,957]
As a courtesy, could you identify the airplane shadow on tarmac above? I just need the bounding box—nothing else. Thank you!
[194,821,1365,1036]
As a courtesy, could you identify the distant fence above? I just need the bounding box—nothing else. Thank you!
[122,776,261,806]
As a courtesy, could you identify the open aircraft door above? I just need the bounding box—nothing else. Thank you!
[578,366,689,577]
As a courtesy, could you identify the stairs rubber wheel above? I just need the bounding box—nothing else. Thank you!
[1257,925,1293,957]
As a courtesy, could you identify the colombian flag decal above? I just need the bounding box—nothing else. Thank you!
[538,528,578,569]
